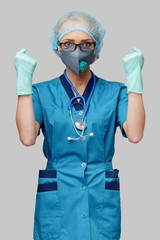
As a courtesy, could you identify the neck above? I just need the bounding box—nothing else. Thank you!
[65,66,92,90]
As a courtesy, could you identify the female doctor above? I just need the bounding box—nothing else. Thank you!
[15,11,145,240]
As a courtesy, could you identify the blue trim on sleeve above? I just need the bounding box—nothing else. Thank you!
[105,181,120,190]
[105,169,119,178]
[39,170,57,178]
[32,84,43,136]
[37,128,40,136]
[121,123,127,138]
[116,82,128,138]
[37,182,58,192]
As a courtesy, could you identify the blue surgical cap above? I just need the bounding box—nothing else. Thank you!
[50,11,106,58]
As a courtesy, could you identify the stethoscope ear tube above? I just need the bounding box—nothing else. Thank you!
[63,69,96,141]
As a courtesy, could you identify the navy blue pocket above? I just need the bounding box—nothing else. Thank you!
[105,169,120,191]
[34,169,61,238]
[103,169,121,235]
[37,169,58,192]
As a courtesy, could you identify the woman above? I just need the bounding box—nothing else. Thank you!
[15,11,145,240]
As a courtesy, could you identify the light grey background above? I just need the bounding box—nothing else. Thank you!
[0,0,159,239]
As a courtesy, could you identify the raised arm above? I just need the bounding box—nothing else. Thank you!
[122,47,146,143]
[14,49,39,146]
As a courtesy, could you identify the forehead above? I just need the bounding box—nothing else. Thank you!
[60,30,93,41]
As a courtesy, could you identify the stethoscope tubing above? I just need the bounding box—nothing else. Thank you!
[64,68,96,120]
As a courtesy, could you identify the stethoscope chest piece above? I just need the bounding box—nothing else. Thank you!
[75,119,87,130]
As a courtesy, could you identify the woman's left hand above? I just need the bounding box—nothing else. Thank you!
[122,47,144,94]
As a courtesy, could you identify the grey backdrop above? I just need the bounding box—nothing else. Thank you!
[1,0,159,239]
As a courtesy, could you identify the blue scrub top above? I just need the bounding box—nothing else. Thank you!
[32,70,128,240]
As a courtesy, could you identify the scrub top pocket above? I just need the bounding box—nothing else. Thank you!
[102,169,121,240]
[34,169,61,240]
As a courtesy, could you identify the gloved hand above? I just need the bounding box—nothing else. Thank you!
[14,48,37,95]
[122,47,144,94]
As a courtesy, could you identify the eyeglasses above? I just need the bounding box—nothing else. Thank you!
[58,41,96,52]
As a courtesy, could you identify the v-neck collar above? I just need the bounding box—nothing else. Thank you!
[59,72,99,111]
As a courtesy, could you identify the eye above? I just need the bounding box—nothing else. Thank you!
[82,42,91,48]
[64,42,72,48]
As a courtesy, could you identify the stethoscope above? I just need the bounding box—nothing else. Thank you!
[63,69,96,141]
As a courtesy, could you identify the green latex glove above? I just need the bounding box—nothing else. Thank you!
[14,49,37,95]
[122,47,144,93]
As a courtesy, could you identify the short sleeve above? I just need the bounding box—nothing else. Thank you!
[116,83,128,138]
[32,84,43,136]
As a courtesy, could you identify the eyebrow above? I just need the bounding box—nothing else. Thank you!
[61,38,94,42]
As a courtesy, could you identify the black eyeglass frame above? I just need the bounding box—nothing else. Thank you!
[57,41,96,52]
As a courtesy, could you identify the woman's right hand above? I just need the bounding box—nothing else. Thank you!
[14,48,37,95]
[15,49,39,146]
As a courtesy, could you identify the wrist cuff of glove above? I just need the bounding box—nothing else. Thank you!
[127,89,143,94]
[16,91,32,95]
[126,73,143,94]
[16,85,32,95]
